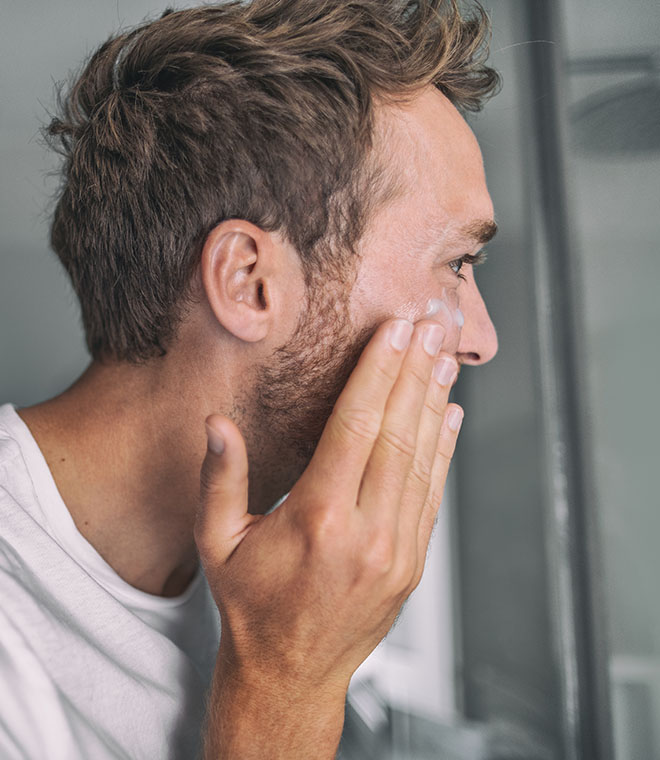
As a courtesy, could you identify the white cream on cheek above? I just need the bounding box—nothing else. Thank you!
[388,287,462,333]
[421,289,464,351]
[425,290,463,326]
[351,246,464,343]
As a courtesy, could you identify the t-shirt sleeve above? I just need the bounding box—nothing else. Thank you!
[0,602,78,760]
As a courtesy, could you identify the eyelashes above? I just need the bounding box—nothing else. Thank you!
[463,249,488,266]
[448,249,488,281]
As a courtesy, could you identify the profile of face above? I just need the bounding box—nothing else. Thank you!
[243,86,498,511]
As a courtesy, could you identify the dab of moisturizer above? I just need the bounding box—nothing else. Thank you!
[425,289,463,328]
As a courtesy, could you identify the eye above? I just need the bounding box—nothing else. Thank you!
[448,249,488,282]
[448,258,466,280]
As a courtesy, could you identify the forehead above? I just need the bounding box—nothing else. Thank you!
[374,86,493,241]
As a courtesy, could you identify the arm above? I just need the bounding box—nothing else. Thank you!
[195,317,462,758]
[202,654,347,759]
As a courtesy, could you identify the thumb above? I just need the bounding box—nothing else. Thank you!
[194,414,250,564]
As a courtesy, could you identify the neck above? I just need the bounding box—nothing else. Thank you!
[18,356,222,597]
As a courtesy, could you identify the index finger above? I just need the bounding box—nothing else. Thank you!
[298,318,414,507]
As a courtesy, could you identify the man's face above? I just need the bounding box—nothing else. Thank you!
[245,87,498,512]
[348,86,498,361]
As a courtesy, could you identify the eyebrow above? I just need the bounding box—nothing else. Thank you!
[462,219,498,245]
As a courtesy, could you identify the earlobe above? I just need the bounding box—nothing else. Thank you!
[201,221,274,343]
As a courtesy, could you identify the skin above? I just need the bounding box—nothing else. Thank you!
[17,87,496,592]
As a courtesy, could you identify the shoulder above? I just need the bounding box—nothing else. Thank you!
[0,410,44,573]
[0,402,54,533]
[0,433,22,471]
[0,403,28,479]
[0,427,36,538]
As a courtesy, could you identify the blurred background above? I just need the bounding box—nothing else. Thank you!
[1,1,658,758]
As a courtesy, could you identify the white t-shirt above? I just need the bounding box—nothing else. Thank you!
[0,402,221,760]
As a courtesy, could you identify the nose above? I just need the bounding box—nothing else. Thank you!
[455,268,498,366]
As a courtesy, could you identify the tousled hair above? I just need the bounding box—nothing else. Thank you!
[46,0,500,363]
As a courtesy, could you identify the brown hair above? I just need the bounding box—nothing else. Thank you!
[46,0,499,363]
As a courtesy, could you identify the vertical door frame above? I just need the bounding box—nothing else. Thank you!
[520,3,615,758]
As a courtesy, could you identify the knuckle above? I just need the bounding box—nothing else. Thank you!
[198,461,216,496]
[382,573,413,602]
[426,483,445,512]
[378,426,417,461]
[392,553,418,591]
[361,532,396,575]
[434,447,453,468]
[424,394,447,422]
[333,404,382,443]
[405,361,431,390]
[371,356,400,385]
[410,565,424,591]
[407,458,433,493]
[411,540,434,589]
[299,500,343,547]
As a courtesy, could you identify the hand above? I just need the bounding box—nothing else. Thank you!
[194,317,462,695]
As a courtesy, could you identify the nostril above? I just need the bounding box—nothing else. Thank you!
[460,352,481,364]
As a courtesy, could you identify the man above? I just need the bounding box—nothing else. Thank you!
[0,0,499,757]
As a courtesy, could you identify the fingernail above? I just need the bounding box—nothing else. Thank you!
[205,423,225,455]
[388,319,414,351]
[433,356,457,385]
[423,324,445,356]
[448,407,464,433]
[454,308,464,327]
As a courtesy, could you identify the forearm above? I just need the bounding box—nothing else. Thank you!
[202,655,347,760]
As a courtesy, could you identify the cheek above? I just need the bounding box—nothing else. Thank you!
[349,272,423,326]
[346,262,392,324]
[349,255,463,337]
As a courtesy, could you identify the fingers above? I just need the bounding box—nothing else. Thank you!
[294,312,463,582]
[194,414,253,565]
[298,318,414,508]
[415,402,464,570]
[356,321,447,527]
[393,352,459,550]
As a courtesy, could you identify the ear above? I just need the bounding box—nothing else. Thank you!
[200,220,278,343]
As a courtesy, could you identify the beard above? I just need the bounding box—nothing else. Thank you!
[235,274,376,514]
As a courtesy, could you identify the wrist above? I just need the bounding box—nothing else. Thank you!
[203,651,348,760]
